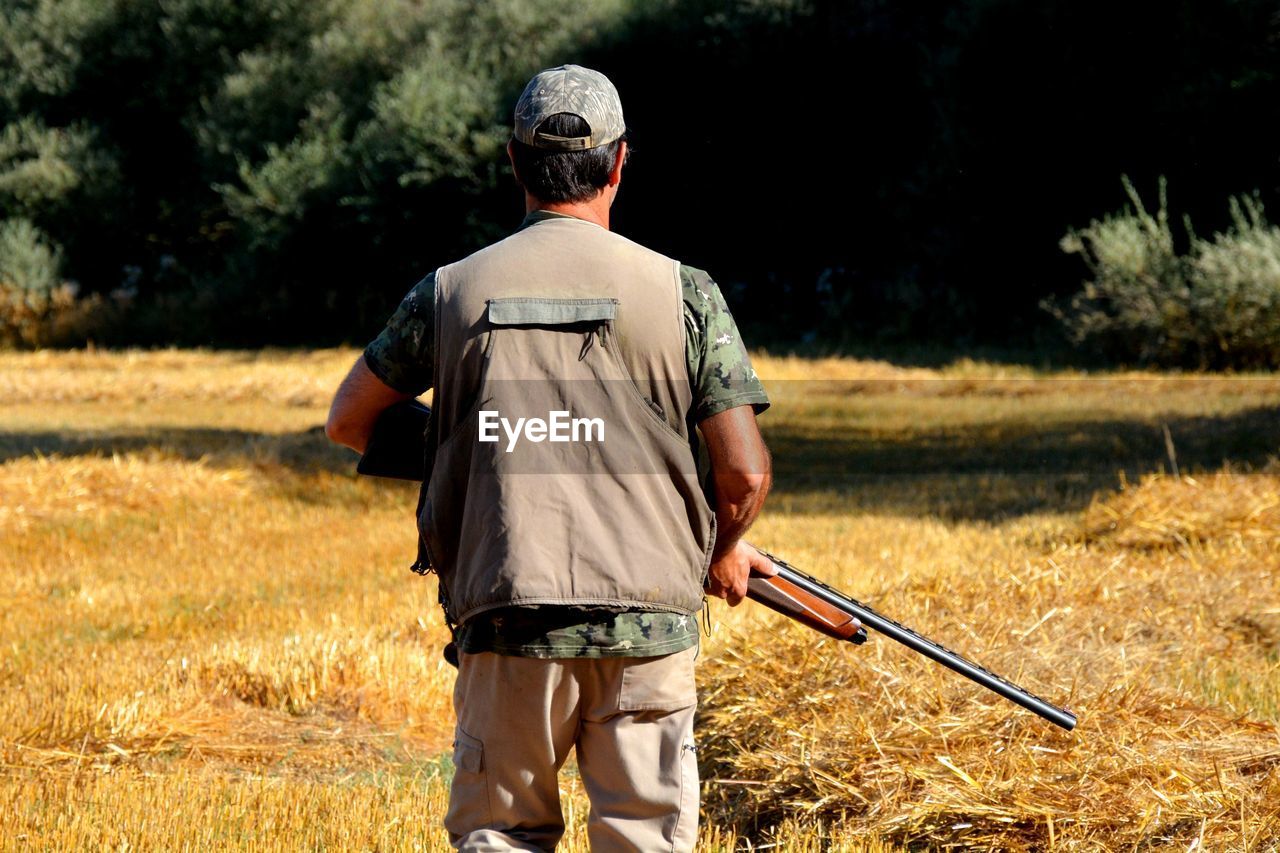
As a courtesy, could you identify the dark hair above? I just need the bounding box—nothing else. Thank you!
[509,113,628,204]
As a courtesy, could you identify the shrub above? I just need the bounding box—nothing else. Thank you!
[0,218,120,348]
[1050,177,1280,369]
[1186,195,1280,368]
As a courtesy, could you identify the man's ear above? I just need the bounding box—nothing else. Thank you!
[607,140,627,188]
[506,139,524,187]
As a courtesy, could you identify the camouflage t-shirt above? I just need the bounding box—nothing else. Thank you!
[364,210,769,658]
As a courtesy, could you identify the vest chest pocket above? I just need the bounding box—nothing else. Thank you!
[483,294,694,457]
[483,296,622,424]
[486,296,618,327]
[484,296,618,380]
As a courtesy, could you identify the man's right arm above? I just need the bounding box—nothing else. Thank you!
[681,265,774,605]
[699,404,775,606]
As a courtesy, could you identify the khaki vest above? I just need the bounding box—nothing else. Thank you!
[421,215,715,624]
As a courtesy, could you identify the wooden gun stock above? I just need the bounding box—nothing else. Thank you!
[747,572,867,644]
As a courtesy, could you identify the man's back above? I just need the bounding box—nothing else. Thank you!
[424,213,716,625]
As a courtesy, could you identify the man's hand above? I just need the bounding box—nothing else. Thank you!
[705,540,777,606]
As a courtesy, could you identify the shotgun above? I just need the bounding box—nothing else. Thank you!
[748,548,1077,731]
[355,400,1077,731]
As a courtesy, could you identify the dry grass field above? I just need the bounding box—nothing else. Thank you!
[2,348,1278,850]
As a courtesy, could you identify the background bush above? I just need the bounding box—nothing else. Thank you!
[0,216,112,346]
[1051,178,1280,370]
[1188,196,1280,368]
[0,216,64,346]
[1,0,1276,352]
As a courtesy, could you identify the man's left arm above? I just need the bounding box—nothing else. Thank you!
[326,359,412,453]
[326,272,436,453]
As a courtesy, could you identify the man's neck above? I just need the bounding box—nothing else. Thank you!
[524,193,613,231]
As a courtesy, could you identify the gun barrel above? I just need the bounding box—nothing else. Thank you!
[758,549,1077,732]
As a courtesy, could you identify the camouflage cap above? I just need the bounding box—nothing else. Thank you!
[513,64,626,151]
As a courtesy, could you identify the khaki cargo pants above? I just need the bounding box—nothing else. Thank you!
[446,646,699,852]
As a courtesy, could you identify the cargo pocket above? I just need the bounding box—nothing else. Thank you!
[444,728,492,837]
[618,646,698,713]
[671,737,700,853]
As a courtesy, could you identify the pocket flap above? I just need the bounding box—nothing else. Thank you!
[618,645,698,712]
[453,730,484,774]
[487,297,618,326]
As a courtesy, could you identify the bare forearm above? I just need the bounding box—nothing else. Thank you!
[325,357,412,453]
[711,463,771,557]
[699,405,774,605]
[698,405,772,558]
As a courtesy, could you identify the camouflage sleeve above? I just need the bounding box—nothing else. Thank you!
[681,265,770,422]
[362,272,436,395]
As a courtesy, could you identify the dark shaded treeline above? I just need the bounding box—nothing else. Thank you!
[2,0,1276,349]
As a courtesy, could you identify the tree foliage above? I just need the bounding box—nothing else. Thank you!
[0,0,1276,349]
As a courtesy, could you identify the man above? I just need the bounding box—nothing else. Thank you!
[326,64,773,851]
